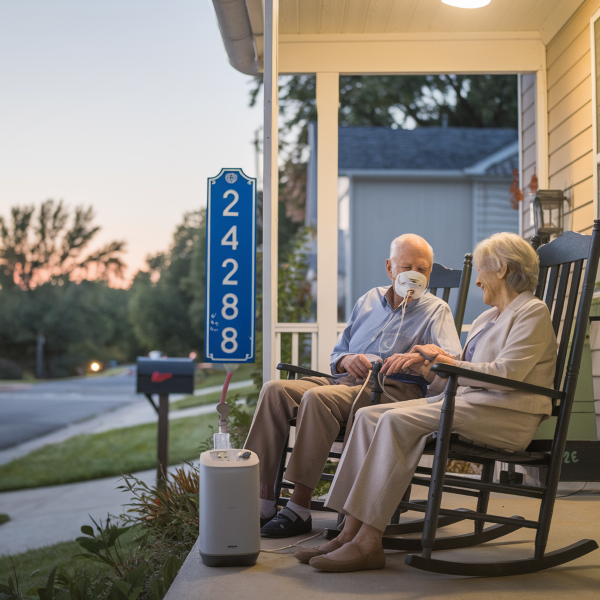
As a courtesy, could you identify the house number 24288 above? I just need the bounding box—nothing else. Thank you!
[220,190,240,353]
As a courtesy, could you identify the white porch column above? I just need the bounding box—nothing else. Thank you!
[535,67,548,189]
[316,72,339,373]
[263,0,279,383]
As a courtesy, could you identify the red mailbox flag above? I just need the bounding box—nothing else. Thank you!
[151,371,173,383]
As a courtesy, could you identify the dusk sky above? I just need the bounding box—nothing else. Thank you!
[0,1,262,281]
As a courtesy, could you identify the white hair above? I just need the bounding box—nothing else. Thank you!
[474,232,539,293]
[389,234,434,263]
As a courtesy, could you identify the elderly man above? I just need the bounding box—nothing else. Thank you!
[244,234,462,538]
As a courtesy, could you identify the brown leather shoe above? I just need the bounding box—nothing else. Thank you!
[293,547,327,564]
[294,539,344,564]
[309,543,385,572]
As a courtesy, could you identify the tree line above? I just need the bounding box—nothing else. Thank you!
[0,202,208,379]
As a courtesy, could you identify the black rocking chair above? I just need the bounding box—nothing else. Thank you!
[369,225,600,577]
[274,253,473,511]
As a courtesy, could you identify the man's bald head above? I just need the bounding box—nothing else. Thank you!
[389,234,434,267]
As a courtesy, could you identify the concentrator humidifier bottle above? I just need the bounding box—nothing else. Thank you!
[199,371,260,567]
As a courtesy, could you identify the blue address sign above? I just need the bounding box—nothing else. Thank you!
[205,168,256,363]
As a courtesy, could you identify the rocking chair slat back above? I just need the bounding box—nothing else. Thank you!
[428,254,472,335]
[543,264,560,312]
[553,260,583,395]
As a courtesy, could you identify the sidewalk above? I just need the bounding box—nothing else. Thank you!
[0,464,201,556]
[0,379,253,467]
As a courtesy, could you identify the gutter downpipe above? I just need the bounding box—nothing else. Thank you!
[212,0,259,76]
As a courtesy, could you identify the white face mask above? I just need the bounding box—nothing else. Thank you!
[394,270,428,300]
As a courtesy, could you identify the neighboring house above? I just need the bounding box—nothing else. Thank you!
[305,125,519,327]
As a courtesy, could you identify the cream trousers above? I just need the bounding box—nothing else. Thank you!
[244,376,421,490]
[325,398,543,532]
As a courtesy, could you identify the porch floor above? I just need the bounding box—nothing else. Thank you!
[167,484,600,599]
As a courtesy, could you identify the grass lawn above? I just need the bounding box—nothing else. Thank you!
[0,540,90,591]
[171,386,257,411]
[0,414,218,492]
[0,514,9,526]
[0,527,140,591]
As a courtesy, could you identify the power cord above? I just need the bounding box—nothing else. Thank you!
[556,482,588,498]
[260,530,325,553]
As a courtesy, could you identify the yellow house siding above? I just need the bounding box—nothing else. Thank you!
[549,104,592,152]
[548,77,592,132]
[545,0,600,235]
[548,128,593,175]
[547,27,591,88]
[548,51,590,110]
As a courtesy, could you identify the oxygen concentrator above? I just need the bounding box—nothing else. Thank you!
[199,371,260,567]
[199,448,260,567]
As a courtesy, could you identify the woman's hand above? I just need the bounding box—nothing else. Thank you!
[410,344,452,360]
[381,352,426,375]
[382,348,457,378]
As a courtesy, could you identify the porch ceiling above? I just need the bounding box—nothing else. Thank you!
[245,0,586,72]
[276,0,580,38]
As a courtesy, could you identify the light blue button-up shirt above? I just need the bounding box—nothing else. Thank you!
[330,287,463,393]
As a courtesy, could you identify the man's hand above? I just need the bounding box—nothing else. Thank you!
[337,354,372,379]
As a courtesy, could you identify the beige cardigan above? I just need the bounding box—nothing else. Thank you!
[428,291,558,417]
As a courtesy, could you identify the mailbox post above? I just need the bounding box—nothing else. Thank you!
[136,357,195,482]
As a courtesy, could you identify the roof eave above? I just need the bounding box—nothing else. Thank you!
[212,0,259,76]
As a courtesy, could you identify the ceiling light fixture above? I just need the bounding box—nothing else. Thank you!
[442,0,491,8]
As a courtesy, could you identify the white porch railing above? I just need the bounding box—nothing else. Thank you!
[274,323,347,375]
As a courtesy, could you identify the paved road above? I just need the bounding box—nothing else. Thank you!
[0,371,139,450]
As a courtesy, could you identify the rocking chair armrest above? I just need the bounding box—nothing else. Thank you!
[430,363,564,400]
[276,363,331,379]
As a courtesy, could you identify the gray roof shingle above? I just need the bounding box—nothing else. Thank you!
[338,126,518,172]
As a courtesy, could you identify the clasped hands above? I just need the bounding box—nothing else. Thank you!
[337,345,455,381]
[382,344,455,380]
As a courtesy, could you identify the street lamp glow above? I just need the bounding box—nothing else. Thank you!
[91,362,100,372]
[442,0,491,8]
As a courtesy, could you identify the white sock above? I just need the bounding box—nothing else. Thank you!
[260,498,276,519]
[286,501,311,522]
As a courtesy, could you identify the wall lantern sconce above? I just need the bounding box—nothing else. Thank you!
[533,190,568,243]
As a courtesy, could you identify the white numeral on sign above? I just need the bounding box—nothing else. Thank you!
[221,226,238,250]
[222,293,239,320]
[223,190,239,216]
[222,258,238,285]
[221,327,238,353]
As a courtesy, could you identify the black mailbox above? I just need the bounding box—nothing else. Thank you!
[136,357,195,395]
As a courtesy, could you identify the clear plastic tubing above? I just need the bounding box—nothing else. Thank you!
[213,371,234,450]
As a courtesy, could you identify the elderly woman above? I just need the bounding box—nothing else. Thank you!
[296,232,557,573]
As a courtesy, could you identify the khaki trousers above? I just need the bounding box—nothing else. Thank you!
[244,376,421,490]
[325,398,543,532]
